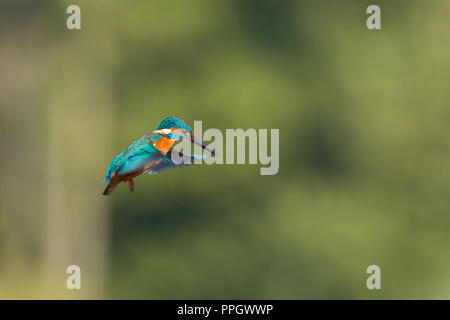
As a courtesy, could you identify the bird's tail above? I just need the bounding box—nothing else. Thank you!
[102,179,120,196]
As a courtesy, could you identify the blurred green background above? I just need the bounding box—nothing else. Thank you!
[0,0,449,299]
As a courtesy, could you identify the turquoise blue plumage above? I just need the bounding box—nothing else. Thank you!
[103,133,166,182]
[102,117,213,196]
[156,116,192,132]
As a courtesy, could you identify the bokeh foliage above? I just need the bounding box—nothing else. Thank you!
[1,0,449,299]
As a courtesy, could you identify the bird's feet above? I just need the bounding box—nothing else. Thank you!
[127,179,135,192]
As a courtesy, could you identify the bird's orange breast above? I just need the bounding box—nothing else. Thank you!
[153,136,174,154]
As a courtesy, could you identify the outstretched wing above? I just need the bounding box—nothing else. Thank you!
[145,148,210,174]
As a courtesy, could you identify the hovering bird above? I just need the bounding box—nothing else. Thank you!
[102,117,213,196]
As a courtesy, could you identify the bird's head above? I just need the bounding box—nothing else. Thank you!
[156,116,192,132]
[154,117,215,156]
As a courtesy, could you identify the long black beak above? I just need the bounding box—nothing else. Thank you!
[190,133,215,157]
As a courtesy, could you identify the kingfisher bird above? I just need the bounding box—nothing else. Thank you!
[102,116,214,196]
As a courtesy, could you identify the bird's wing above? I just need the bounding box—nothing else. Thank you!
[103,137,143,181]
[116,143,165,176]
[144,153,178,175]
[145,148,209,174]
[104,133,168,178]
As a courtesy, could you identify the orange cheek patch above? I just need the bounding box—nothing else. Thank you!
[154,137,174,154]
